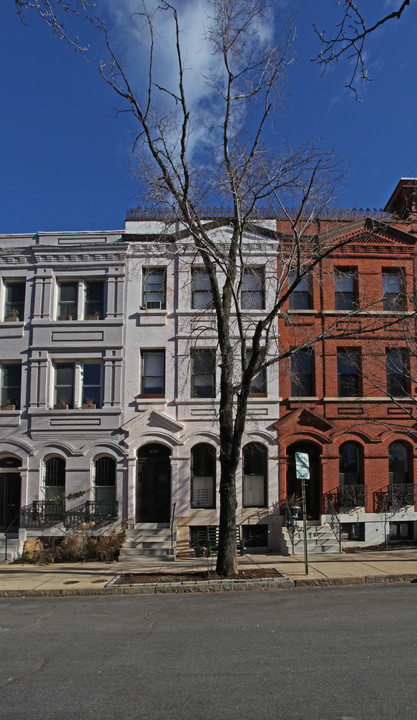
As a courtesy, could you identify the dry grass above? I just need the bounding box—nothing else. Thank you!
[33,524,126,564]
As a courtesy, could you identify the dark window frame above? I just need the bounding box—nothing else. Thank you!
[143,268,167,310]
[242,442,267,508]
[4,281,25,321]
[288,272,313,310]
[337,348,361,397]
[386,349,410,397]
[191,268,214,310]
[241,267,265,310]
[382,270,406,311]
[191,443,216,509]
[191,349,216,399]
[1,363,22,410]
[290,349,314,397]
[334,268,358,311]
[141,350,165,396]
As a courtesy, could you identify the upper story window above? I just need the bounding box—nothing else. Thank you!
[382,270,405,311]
[141,350,165,396]
[192,268,213,310]
[386,349,409,397]
[337,349,361,397]
[288,272,312,310]
[143,268,166,310]
[241,268,264,310]
[85,281,104,319]
[57,279,105,320]
[191,349,216,398]
[334,268,357,311]
[3,281,25,321]
[291,349,314,397]
[0,363,21,410]
[247,350,267,396]
[53,362,102,409]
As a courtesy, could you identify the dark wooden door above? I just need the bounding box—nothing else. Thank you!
[287,444,321,520]
[137,445,171,523]
[0,474,21,531]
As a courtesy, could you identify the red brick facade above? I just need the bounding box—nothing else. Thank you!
[276,180,417,544]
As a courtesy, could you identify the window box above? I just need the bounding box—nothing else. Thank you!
[1,403,15,411]
[4,312,19,322]
[58,315,73,321]
[82,400,97,409]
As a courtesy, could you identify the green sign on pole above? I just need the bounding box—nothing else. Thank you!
[295,451,309,575]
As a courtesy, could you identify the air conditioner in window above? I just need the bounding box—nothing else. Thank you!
[146,300,162,310]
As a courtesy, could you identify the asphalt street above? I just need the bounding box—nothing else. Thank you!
[1,585,416,720]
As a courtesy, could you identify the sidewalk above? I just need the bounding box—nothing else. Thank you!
[1,548,417,596]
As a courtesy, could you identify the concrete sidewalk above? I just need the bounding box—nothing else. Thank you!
[1,548,417,596]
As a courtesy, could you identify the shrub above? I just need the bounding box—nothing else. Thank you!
[34,524,126,564]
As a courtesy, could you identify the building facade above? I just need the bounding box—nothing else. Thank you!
[277,178,417,549]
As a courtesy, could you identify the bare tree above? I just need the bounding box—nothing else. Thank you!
[14,0,95,51]
[312,0,412,97]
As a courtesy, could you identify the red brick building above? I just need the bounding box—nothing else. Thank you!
[276,179,417,549]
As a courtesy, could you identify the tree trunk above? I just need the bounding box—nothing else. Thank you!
[216,461,238,577]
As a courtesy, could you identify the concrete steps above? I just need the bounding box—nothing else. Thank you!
[119,524,176,562]
[281,523,340,555]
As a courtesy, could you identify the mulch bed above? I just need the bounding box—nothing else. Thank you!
[114,568,281,585]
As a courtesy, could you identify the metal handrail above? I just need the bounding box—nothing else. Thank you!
[326,497,341,552]
[284,499,296,554]
[170,502,176,555]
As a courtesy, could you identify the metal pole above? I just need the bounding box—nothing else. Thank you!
[301,476,308,575]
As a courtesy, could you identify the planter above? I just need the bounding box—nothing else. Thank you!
[4,315,19,322]
[1,404,15,411]
[82,403,97,409]
[58,315,72,321]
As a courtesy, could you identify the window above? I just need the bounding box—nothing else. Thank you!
[1,363,21,410]
[291,349,313,397]
[243,443,267,507]
[339,442,362,485]
[341,523,365,541]
[85,281,104,319]
[44,456,65,519]
[334,268,357,310]
[389,522,413,541]
[141,351,165,395]
[58,281,77,319]
[389,442,410,485]
[247,350,267,395]
[143,268,166,310]
[192,268,213,310]
[191,349,215,398]
[241,268,264,310]
[191,444,216,508]
[386,349,409,397]
[53,362,102,409]
[4,281,25,321]
[94,457,116,503]
[288,272,312,310]
[337,349,360,397]
[382,270,405,311]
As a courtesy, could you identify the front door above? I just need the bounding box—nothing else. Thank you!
[137,444,171,523]
[287,443,321,520]
[0,473,21,532]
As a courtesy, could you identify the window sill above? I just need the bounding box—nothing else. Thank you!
[288,396,319,401]
[138,394,165,399]
[286,309,316,315]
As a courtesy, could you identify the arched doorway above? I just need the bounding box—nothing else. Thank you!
[0,456,22,532]
[286,442,321,520]
[137,444,171,523]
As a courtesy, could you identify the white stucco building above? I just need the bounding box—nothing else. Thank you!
[0,216,281,559]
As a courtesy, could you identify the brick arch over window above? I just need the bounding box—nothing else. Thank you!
[389,441,412,485]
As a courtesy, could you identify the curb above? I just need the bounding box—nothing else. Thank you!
[0,573,416,597]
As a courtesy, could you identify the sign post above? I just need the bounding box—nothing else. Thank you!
[295,451,310,576]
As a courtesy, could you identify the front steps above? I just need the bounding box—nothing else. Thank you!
[119,524,176,562]
[281,522,340,555]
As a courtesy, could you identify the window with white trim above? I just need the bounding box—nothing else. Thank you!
[3,281,25,321]
[53,362,102,409]
[191,444,216,508]
[94,457,116,504]
[57,279,105,320]
[243,443,267,507]
[43,456,65,518]
[192,268,213,309]
[191,349,215,398]
[241,268,264,310]
[143,268,166,310]
[141,351,165,395]
[0,363,21,410]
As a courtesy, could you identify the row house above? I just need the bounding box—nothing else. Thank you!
[277,178,417,550]
[1,178,417,559]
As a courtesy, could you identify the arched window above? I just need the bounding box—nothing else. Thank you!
[243,443,267,508]
[44,456,65,519]
[94,457,116,503]
[191,444,216,508]
[339,443,362,486]
[389,442,410,485]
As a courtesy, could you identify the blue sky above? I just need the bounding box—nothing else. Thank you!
[1,0,417,234]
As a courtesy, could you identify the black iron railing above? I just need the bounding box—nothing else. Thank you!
[326,497,341,552]
[20,500,118,529]
[338,484,367,508]
[374,484,416,512]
